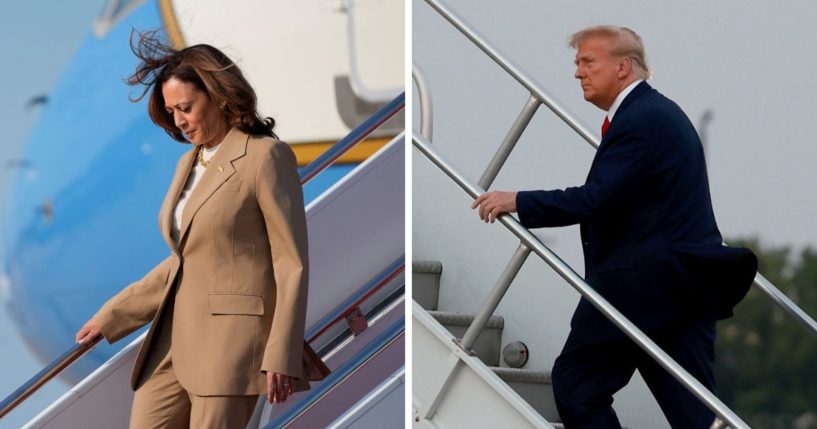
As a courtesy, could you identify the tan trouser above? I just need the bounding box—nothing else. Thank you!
[129,348,258,429]
[129,290,258,428]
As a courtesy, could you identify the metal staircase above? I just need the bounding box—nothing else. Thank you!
[411,1,817,428]
[1,94,406,429]
[414,261,560,424]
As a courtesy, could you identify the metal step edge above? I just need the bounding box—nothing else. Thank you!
[427,310,504,329]
[490,367,552,384]
[550,423,625,428]
[412,260,443,274]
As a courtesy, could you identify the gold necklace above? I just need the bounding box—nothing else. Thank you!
[197,145,210,168]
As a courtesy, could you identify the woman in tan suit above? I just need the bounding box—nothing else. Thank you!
[74,32,328,428]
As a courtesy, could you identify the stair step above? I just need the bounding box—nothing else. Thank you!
[491,367,560,423]
[412,260,442,311]
[416,261,565,425]
[428,310,503,366]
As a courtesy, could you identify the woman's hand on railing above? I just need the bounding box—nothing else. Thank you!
[267,371,295,404]
[75,318,103,345]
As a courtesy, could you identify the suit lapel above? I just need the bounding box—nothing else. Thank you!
[160,147,197,252]
[177,127,249,244]
[597,81,651,146]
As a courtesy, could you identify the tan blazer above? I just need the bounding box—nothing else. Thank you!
[93,128,329,396]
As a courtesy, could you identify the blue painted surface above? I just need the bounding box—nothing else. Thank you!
[1,1,355,385]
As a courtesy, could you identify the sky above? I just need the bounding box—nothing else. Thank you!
[0,2,107,428]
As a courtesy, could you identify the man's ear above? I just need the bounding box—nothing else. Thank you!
[617,57,632,79]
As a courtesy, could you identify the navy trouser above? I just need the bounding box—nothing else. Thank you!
[551,317,717,428]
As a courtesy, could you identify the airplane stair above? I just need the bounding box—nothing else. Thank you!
[14,130,405,429]
[413,260,560,428]
[327,367,405,428]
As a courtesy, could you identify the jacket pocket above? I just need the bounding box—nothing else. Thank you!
[209,293,264,315]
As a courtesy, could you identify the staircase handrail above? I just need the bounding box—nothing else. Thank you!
[263,301,405,428]
[420,0,817,339]
[413,133,749,428]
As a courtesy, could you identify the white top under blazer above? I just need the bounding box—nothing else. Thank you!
[171,144,219,244]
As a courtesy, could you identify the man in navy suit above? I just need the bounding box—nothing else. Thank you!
[471,26,756,428]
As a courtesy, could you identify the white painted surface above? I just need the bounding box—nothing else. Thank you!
[347,0,405,101]
[172,0,404,143]
[302,135,405,330]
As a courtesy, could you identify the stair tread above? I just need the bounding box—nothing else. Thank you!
[427,310,504,328]
[412,260,443,274]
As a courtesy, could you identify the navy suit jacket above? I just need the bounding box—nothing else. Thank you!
[516,82,757,342]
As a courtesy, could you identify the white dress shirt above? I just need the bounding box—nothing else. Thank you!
[607,79,644,122]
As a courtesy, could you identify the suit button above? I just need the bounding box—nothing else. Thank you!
[583,241,589,246]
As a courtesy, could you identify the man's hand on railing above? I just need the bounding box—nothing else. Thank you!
[75,318,103,345]
[471,191,518,223]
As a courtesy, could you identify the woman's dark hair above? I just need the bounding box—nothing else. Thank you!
[126,30,277,142]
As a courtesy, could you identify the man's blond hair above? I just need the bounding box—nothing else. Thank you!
[569,26,650,80]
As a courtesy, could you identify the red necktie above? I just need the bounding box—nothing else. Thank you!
[601,116,611,138]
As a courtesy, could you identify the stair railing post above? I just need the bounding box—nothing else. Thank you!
[459,243,531,351]
[477,94,541,190]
